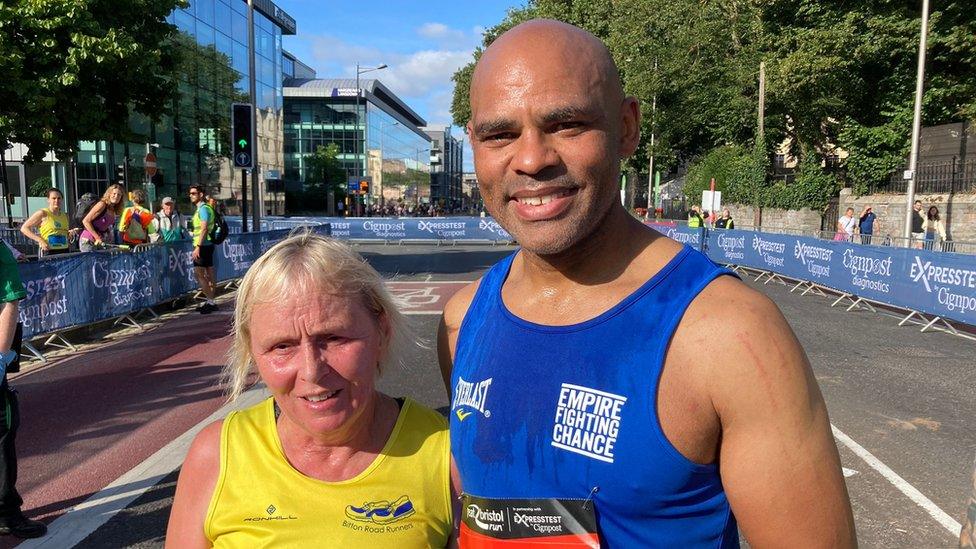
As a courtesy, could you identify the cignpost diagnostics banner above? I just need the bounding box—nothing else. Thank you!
[15,224,332,339]
[699,228,976,326]
[227,216,515,242]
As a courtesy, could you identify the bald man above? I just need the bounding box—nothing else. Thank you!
[438,19,855,547]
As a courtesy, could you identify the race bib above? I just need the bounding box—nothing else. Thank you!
[460,494,599,548]
[47,234,68,248]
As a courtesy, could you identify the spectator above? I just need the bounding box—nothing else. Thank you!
[80,184,125,251]
[858,206,878,245]
[836,207,857,241]
[687,205,704,228]
[715,208,734,229]
[0,241,46,538]
[118,189,157,246]
[923,205,947,251]
[152,197,189,243]
[189,185,218,314]
[166,233,451,547]
[19,188,75,257]
[911,200,925,249]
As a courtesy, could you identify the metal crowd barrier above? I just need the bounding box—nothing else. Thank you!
[649,223,976,338]
[13,224,332,361]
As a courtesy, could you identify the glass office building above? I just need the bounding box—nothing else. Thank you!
[283,78,431,207]
[3,0,298,217]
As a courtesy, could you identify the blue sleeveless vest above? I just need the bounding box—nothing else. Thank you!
[450,245,740,548]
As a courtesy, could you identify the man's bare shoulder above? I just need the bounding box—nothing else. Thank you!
[442,278,483,332]
[672,275,812,410]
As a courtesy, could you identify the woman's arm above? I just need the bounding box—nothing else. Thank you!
[166,421,222,549]
[19,210,48,249]
[82,201,107,242]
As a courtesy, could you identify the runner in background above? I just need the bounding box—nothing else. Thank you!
[80,184,125,252]
[118,189,157,246]
[441,19,855,547]
[189,185,217,314]
[0,241,46,538]
[19,188,75,257]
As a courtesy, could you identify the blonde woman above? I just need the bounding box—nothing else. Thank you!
[166,232,454,548]
[79,184,125,251]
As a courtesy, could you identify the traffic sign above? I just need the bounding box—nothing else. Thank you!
[232,103,254,169]
[144,152,157,178]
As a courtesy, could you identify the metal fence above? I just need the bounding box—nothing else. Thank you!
[869,158,976,194]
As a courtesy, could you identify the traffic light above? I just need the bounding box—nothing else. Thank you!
[115,164,126,185]
[358,179,369,195]
[232,103,254,169]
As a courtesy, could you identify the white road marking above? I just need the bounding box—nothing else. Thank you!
[20,385,270,549]
[842,467,858,478]
[832,424,961,536]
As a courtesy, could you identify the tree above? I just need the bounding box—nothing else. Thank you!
[451,0,976,206]
[0,0,186,161]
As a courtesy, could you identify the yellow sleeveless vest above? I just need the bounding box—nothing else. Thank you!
[205,397,452,548]
[40,209,70,250]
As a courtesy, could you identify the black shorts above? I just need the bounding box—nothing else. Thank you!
[193,245,215,268]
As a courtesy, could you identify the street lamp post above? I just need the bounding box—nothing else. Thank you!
[355,63,387,216]
[903,0,930,244]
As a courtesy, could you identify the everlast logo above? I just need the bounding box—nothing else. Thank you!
[452,377,493,418]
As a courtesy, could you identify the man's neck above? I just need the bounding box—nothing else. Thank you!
[517,205,654,288]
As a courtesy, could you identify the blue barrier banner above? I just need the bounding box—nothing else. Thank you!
[701,228,976,326]
[15,224,332,339]
[227,216,514,242]
[646,221,705,248]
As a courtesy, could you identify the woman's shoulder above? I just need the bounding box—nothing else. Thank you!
[401,398,449,431]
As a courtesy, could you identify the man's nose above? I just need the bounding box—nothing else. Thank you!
[511,130,559,176]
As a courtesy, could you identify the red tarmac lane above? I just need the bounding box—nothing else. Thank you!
[2,308,235,547]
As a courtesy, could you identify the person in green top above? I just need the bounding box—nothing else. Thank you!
[687,205,704,228]
[189,185,218,314]
[0,241,47,538]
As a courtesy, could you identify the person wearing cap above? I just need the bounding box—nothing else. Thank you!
[858,205,878,245]
[153,197,189,244]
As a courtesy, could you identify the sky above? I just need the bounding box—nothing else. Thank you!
[280,0,525,171]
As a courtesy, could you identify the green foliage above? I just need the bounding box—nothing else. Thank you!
[685,146,753,204]
[28,176,52,197]
[304,144,347,193]
[450,0,976,197]
[771,159,840,211]
[0,0,186,161]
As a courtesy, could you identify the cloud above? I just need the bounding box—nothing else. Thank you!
[417,22,477,50]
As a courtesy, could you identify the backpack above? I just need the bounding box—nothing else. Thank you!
[71,193,98,230]
[210,208,229,244]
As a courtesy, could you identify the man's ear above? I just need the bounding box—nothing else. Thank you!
[619,97,641,158]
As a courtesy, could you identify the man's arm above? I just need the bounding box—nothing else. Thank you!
[437,280,481,394]
[682,278,856,547]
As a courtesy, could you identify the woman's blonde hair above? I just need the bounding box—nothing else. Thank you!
[224,230,414,400]
[101,183,125,215]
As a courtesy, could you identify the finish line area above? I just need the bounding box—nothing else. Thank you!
[3,243,970,547]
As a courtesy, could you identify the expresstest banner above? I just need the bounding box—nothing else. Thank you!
[16,225,331,338]
[697,228,976,326]
[227,216,514,242]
